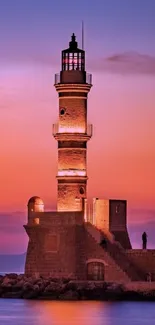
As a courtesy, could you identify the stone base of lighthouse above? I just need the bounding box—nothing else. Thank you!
[24,197,155,282]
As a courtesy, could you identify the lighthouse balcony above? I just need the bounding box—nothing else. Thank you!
[53,123,93,141]
[54,72,92,86]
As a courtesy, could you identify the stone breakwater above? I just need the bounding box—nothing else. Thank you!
[0,274,155,300]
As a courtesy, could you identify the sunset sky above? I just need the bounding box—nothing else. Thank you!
[0,0,155,254]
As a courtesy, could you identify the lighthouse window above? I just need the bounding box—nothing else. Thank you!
[60,108,65,115]
[79,187,85,195]
[87,262,104,281]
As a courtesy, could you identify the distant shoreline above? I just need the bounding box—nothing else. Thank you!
[0,274,155,301]
[0,272,24,275]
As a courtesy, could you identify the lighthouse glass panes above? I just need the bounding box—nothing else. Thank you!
[62,51,85,71]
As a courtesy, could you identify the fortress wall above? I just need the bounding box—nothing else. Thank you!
[125,282,155,291]
[27,211,84,226]
[127,250,155,280]
[25,221,130,281]
[24,224,78,278]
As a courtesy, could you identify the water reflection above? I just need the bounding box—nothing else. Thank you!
[0,299,155,325]
[38,301,106,325]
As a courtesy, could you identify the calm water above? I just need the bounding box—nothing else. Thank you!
[0,299,155,325]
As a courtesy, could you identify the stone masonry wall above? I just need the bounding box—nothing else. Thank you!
[59,98,87,131]
[25,224,78,278]
[24,211,85,277]
[94,199,110,232]
[27,210,84,226]
[58,148,86,170]
[25,222,131,282]
[126,250,155,280]
[57,183,86,211]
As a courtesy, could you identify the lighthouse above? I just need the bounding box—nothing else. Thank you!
[25,33,136,281]
[53,33,92,212]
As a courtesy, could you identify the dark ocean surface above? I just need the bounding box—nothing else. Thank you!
[0,299,155,325]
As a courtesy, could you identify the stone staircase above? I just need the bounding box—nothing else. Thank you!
[85,222,146,281]
[76,224,130,282]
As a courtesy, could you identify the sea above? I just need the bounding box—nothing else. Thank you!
[0,299,155,325]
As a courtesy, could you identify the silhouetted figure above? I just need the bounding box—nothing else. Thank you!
[142,232,147,250]
[100,238,107,249]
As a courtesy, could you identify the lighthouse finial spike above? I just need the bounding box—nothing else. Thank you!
[82,20,84,50]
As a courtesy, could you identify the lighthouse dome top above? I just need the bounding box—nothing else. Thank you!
[63,33,84,53]
[28,196,44,205]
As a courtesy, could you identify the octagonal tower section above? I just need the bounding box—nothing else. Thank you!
[53,33,92,211]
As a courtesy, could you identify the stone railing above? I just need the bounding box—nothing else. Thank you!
[54,72,92,85]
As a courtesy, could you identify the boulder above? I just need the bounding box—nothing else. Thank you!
[59,290,79,300]
[44,281,64,294]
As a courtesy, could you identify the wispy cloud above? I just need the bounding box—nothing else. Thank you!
[0,211,27,254]
[1,50,155,75]
[88,52,155,75]
[0,211,26,234]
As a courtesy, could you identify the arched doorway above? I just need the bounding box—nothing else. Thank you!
[86,260,104,281]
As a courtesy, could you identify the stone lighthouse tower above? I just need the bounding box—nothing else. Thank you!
[53,33,92,212]
[24,32,148,281]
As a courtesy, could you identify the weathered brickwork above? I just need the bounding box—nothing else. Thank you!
[25,210,84,277]
[25,202,155,282]
[126,250,155,280]
[57,183,86,211]
[55,81,91,211]
[94,199,109,231]
[59,98,87,131]
[25,225,77,278]
[75,225,131,282]
[58,148,86,170]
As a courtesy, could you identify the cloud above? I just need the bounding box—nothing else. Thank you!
[88,52,155,75]
[0,213,27,254]
[0,212,27,254]
[1,50,155,75]
[0,211,26,234]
